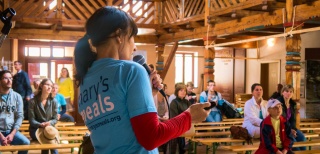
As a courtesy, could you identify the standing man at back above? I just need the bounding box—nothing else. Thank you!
[0,70,30,153]
[12,61,32,120]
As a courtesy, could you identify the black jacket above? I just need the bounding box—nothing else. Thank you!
[12,71,32,98]
[277,96,297,130]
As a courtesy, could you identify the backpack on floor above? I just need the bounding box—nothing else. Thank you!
[230,126,252,144]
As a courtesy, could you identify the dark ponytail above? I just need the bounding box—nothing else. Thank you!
[74,36,97,86]
[74,6,137,86]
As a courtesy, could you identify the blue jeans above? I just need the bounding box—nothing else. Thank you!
[1,130,30,154]
[205,111,221,122]
[60,113,74,122]
[29,128,58,154]
[292,129,306,151]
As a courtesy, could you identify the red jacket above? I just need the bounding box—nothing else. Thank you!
[255,115,293,154]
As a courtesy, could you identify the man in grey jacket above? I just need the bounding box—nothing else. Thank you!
[0,70,30,153]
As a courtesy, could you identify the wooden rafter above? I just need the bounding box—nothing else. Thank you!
[160,41,178,80]
[210,0,273,16]
[72,0,91,19]
[8,29,158,43]
[64,0,86,20]
[80,0,95,14]
[158,9,285,43]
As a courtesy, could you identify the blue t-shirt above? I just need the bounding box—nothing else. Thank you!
[54,93,66,114]
[199,91,222,111]
[78,58,158,154]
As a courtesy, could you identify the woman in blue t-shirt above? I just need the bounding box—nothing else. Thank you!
[73,6,210,154]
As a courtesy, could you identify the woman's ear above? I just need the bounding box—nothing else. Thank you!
[115,29,122,44]
[117,36,122,44]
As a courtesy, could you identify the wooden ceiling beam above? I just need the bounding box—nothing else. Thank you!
[13,17,86,25]
[158,8,285,43]
[228,10,266,18]
[8,29,158,43]
[186,21,204,28]
[165,38,258,48]
[12,17,157,28]
[207,16,233,24]
[64,0,86,20]
[160,14,204,28]
[160,41,178,80]
[209,0,272,17]
[72,0,91,19]
[294,0,320,22]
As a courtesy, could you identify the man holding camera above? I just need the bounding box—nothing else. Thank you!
[0,70,29,154]
[199,80,223,122]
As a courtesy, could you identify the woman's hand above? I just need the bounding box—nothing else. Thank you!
[282,149,287,154]
[186,103,211,123]
[276,150,283,154]
[57,114,61,120]
[291,129,297,138]
[149,71,163,96]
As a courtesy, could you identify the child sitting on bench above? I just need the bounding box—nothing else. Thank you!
[256,99,294,154]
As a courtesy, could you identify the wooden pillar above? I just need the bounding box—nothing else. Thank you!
[204,0,211,26]
[155,43,165,74]
[203,36,216,88]
[286,0,301,128]
[285,25,302,129]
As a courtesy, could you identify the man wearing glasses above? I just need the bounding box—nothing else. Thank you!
[0,70,30,153]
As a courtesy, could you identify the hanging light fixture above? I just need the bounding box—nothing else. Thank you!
[43,0,46,6]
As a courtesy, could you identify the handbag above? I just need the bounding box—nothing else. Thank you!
[78,133,94,154]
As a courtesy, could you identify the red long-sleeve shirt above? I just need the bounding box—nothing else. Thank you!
[130,111,191,150]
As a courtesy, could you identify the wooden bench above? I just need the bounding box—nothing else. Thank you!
[301,118,320,122]
[194,121,243,126]
[221,140,320,154]
[21,130,89,136]
[192,137,247,154]
[19,126,88,131]
[0,143,81,152]
[294,149,320,154]
[194,125,242,131]
[300,122,320,126]
[21,122,76,128]
[300,127,320,131]
[222,118,244,122]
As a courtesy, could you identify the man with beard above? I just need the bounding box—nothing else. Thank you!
[0,70,30,153]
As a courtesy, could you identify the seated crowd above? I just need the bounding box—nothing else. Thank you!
[0,70,75,154]
[0,63,312,154]
[155,79,309,154]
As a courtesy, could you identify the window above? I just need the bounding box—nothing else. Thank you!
[41,47,51,57]
[52,48,64,57]
[175,52,198,87]
[28,47,40,57]
[24,46,74,58]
